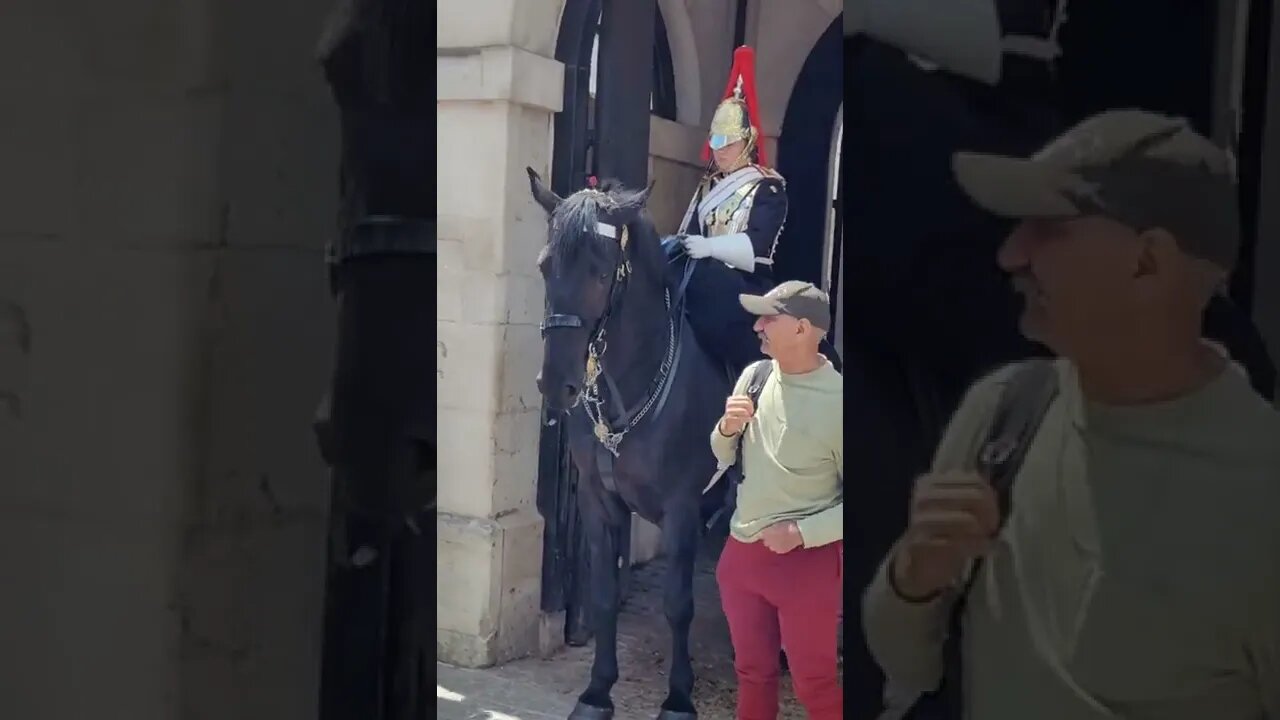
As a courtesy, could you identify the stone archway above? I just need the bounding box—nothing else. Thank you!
[657,0,703,126]
[753,1,844,141]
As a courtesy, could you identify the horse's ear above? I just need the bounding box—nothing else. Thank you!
[616,179,656,224]
[640,178,656,204]
[526,167,563,215]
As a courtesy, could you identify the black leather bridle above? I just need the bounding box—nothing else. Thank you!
[539,222,631,344]
[537,217,688,488]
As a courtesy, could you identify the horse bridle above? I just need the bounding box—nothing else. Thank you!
[539,220,632,350]
[539,217,683,458]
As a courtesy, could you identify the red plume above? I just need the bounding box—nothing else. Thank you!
[702,46,767,167]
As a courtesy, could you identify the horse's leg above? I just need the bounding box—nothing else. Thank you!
[570,480,627,720]
[656,500,701,719]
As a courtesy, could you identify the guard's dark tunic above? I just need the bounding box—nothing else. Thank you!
[676,166,788,374]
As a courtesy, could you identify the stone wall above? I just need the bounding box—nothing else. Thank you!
[436,0,567,667]
[0,0,338,717]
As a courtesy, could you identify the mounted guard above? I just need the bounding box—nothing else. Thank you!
[665,46,790,376]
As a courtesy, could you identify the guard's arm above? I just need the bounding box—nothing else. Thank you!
[741,178,788,262]
[697,178,788,273]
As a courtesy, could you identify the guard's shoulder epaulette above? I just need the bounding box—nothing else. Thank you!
[753,165,785,184]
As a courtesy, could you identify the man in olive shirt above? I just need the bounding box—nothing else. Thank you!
[864,109,1280,719]
[710,280,843,720]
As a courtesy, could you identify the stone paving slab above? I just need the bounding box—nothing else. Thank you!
[437,663,577,720]
[438,536,823,720]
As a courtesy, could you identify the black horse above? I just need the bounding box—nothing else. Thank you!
[527,168,731,720]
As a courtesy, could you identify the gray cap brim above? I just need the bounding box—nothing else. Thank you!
[739,293,782,316]
[952,152,1082,220]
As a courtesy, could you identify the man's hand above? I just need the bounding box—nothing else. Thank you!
[760,521,803,554]
[891,471,999,600]
[718,394,755,436]
[682,235,712,259]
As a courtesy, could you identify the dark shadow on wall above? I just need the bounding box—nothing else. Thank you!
[774,16,844,288]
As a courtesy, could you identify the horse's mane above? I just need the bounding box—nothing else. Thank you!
[547,179,655,274]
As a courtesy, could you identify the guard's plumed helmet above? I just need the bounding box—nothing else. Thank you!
[709,86,755,153]
[703,46,768,166]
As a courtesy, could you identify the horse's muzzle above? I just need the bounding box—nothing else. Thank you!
[536,371,580,414]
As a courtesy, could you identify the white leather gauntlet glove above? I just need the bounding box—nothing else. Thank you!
[682,233,756,272]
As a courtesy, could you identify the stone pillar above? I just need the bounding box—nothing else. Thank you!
[0,3,216,717]
[436,0,566,667]
[0,1,338,718]
[175,2,339,718]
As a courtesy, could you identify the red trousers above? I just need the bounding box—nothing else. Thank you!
[716,536,843,720]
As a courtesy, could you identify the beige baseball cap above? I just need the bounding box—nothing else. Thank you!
[739,280,832,332]
[952,108,1241,272]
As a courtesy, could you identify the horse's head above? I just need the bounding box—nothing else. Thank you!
[526,167,656,411]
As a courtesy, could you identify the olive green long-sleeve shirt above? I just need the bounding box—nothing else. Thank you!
[709,358,843,548]
[864,357,1280,720]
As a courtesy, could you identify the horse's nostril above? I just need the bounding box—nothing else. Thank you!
[565,383,579,398]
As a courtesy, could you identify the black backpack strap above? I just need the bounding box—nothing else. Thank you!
[745,360,774,408]
[976,357,1060,526]
[736,360,773,465]
[917,358,1060,717]
[703,361,773,501]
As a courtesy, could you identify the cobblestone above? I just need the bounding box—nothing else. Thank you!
[438,534,828,719]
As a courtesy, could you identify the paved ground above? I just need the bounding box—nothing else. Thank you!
[438,533,828,720]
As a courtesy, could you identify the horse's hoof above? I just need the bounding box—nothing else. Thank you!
[568,701,615,720]
[655,710,697,720]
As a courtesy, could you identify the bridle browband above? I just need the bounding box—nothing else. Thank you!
[539,220,629,343]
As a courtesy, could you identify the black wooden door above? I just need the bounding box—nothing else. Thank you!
[536,0,658,646]
[536,0,598,648]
